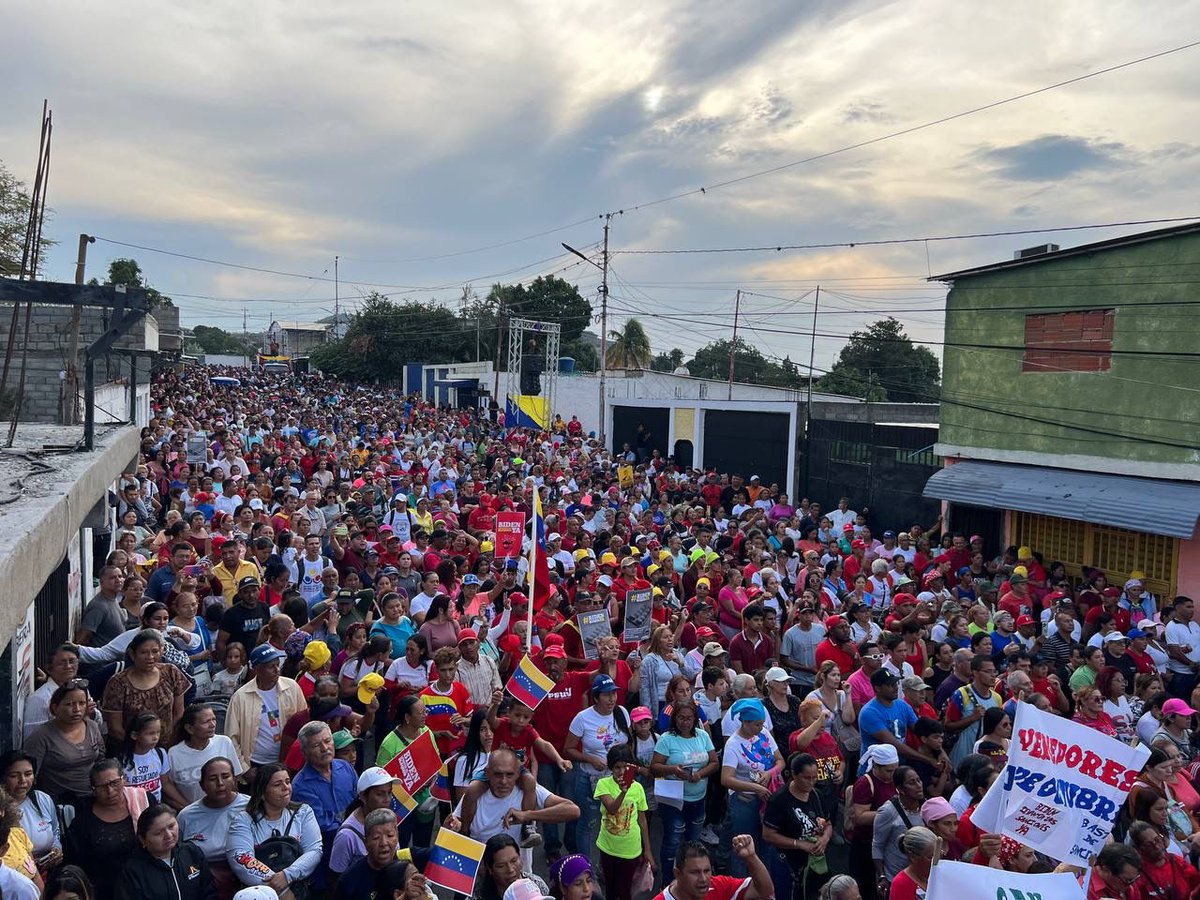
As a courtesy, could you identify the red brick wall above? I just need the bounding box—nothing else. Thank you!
[1023,309,1114,372]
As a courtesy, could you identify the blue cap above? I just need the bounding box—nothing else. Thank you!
[504,559,520,571]
[882,531,896,539]
[1127,628,1146,639]
[591,674,618,694]
[730,698,767,722]
[250,644,286,667]
[957,566,972,576]
[463,574,481,586]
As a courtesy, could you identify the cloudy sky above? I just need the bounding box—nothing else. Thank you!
[2,0,1197,374]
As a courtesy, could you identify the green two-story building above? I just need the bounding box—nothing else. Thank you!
[923,222,1200,597]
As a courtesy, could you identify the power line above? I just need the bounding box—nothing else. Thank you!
[615,217,1200,255]
[600,39,1200,217]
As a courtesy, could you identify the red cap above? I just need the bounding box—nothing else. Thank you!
[457,628,479,643]
[210,535,227,551]
[542,645,567,659]
[824,615,844,630]
[893,592,917,606]
[843,524,855,532]
[851,539,866,550]
[543,633,565,648]
[1102,587,1121,598]
[1043,590,1068,603]
[1015,615,1035,627]
[922,571,944,588]
[509,592,528,606]
[498,634,521,652]
[695,626,718,639]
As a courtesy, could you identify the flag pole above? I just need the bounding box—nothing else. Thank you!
[526,486,537,650]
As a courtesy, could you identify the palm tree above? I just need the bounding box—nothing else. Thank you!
[606,318,652,369]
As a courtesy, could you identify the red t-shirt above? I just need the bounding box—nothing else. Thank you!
[532,671,590,763]
[655,875,750,900]
[1138,852,1200,900]
[998,591,1032,619]
[889,870,925,900]
[583,660,634,707]
[418,681,473,756]
[1085,605,1131,634]
[493,716,541,767]
[814,638,857,675]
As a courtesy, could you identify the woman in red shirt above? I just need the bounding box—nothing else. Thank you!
[888,826,938,900]
[1072,686,1117,739]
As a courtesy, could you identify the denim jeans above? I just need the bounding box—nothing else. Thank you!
[658,796,706,874]
[537,760,572,854]
[571,769,603,856]
[725,794,763,877]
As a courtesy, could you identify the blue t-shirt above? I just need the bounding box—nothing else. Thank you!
[654,730,715,802]
[857,698,916,774]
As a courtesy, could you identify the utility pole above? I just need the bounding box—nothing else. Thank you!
[63,233,93,424]
[563,215,612,448]
[492,291,505,410]
[334,255,340,339]
[802,286,820,495]
[727,288,741,400]
[242,306,248,338]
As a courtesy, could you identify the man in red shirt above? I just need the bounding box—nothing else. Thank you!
[1088,844,1144,900]
[1085,589,1131,637]
[727,603,776,675]
[998,574,1033,619]
[813,617,856,677]
[531,644,592,855]
[653,836,772,900]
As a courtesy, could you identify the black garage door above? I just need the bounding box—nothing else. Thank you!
[704,410,789,490]
[611,405,669,460]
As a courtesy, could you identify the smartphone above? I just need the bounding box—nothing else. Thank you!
[183,564,204,577]
[618,765,638,790]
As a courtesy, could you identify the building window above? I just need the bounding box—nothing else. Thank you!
[1012,511,1177,596]
[1023,309,1114,373]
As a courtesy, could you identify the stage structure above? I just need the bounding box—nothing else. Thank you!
[505,317,560,430]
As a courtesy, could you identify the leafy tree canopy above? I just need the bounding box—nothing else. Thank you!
[650,348,685,373]
[817,317,939,402]
[191,325,251,356]
[89,257,174,308]
[606,318,652,369]
[0,160,55,278]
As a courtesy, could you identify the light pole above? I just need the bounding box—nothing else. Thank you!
[562,214,610,448]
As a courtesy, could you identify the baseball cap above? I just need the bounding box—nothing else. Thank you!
[462,574,481,587]
[851,539,866,550]
[504,559,520,571]
[893,593,917,606]
[1015,614,1035,627]
[870,669,900,688]
[357,672,385,705]
[480,541,495,553]
[1163,698,1198,717]
[357,766,400,794]
[824,615,844,630]
[234,887,281,900]
[238,575,261,590]
[542,645,567,660]
[248,498,266,511]
[620,556,638,568]
[695,625,718,639]
[591,674,618,694]
[1103,632,1128,644]
[303,640,331,670]
[210,535,227,551]
[702,642,725,657]
[331,728,356,750]
[764,666,790,683]
[547,533,561,543]
[1008,573,1028,585]
[249,644,286,667]
[1127,628,1146,639]
[882,531,896,539]
[630,706,653,723]
[597,575,614,587]
[599,552,618,567]
[335,589,356,604]
[457,628,479,644]
[902,675,931,692]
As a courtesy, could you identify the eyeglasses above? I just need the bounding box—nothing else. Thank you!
[863,654,885,661]
[65,678,90,690]
[94,778,123,792]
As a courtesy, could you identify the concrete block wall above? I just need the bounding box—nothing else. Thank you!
[0,302,159,424]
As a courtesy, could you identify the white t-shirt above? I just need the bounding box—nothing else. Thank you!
[1104,695,1135,744]
[124,748,171,801]
[251,686,283,765]
[0,864,39,900]
[385,658,431,692]
[453,782,553,842]
[411,592,436,620]
[721,728,780,800]
[168,735,245,804]
[568,707,629,775]
[1166,620,1200,674]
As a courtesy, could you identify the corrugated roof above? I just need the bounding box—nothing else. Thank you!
[929,221,1200,282]
[923,460,1200,538]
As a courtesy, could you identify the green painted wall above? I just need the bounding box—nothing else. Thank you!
[939,229,1200,468]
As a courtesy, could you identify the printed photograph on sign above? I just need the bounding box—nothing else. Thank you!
[577,610,613,660]
[622,587,653,644]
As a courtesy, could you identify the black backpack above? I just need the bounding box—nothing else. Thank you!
[254,808,308,900]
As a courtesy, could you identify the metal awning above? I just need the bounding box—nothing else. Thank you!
[923,460,1200,539]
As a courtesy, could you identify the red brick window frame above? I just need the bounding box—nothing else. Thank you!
[1023,309,1114,373]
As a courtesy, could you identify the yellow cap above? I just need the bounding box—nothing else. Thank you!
[1013,565,1028,577]
[1017,546,1032,559]
[303,640,331,670]
[480,541,494,553]
[647,564,660,577]
[357,672,385,705]
[599,552,618,567]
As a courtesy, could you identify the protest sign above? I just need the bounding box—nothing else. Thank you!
[927,860,1084,900]
[622,587,653,644]
[494,511,526,558]
[618,465,634,489]
[971,700,1148,866]
[577,609,613,660]
[186,435,208,465]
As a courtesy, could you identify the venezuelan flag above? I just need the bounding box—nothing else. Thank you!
[430,755,454,804]
[506,654,555,711]
[528,488,552,611]
[425,827,486,895]
[392,783,419,823]
[420,694,459,718]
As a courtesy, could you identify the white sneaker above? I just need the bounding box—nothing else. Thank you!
[700,826,720,844]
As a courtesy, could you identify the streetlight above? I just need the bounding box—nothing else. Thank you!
[563,225,609,448]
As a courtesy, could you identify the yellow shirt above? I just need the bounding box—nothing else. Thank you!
[2,827,37,881]
[213,560,262,603]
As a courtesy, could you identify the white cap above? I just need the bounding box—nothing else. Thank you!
[234,888,281,900]
[764,666,790,683]
[357,766,399,794]
[597,575,614,587]
[547,533,561,542]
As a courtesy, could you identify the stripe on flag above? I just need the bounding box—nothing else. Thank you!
[506,654,556,711]
[425,827,486,895]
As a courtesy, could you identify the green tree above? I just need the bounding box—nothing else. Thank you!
[488,276,592,343]
[91,257,174,307]
[816,359,887,401]
[0,160,54,277]
[819,317,940,402]
[562,338,598,372]
[191,325,251,355]
[606,318,652,369]
[685,338,802,388]
[311,293,473,382]
[650,348,685,372]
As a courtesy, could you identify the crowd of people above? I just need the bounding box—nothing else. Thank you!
[10,364,1196,900]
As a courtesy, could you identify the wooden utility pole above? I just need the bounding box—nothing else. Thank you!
[727,288,741,400]
[63,232,93,424]
[598,214,610,447]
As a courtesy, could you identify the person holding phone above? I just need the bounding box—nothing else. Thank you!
[594,746,652,900]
